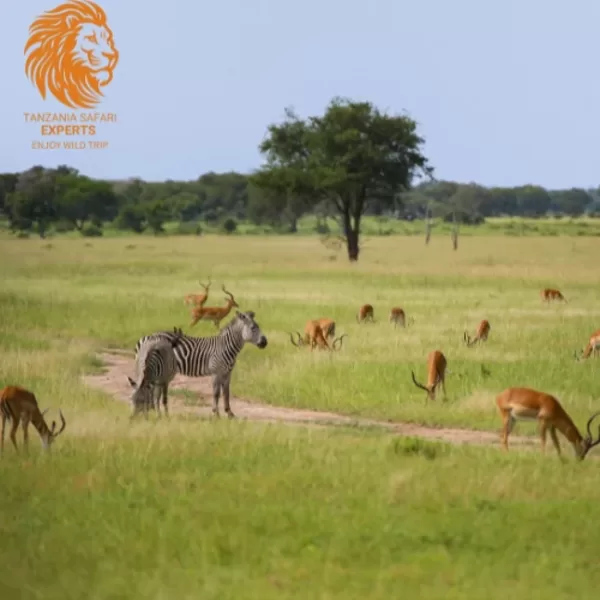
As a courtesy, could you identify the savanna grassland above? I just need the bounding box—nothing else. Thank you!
[1,232,600,599]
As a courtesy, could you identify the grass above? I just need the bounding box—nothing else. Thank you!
[1,233,600,599]
[4,214,600,240]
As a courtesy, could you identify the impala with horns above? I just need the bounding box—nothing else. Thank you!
[389,307,414,328]
[411,350,447,402]
[496,386,600,460]
[541,288,567,303]
[289,320,347,351]
[316,318,336,340]
[295,318,336,342]
[0,385,66,454]
[190,285,239,329]
[574,329,600,361]
[184,277,212,307]
[357,304,374,323]
[463,319,491,347]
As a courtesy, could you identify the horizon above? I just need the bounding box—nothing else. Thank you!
[1,0,598,189]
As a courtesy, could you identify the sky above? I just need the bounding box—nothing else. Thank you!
[0,0,598,189]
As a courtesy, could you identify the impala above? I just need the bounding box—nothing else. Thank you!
[464,319,491,347]
[190,285,239,329]
[411,350,447,402]
[289,321,347,351]
[295,318,336,342]
[389,307,414,328]
[0,385,66,454]
[184,278,212,307]
[574,329,600,361]
[541,288,567,303]
[316,318,336,340]
[357,304,374,323]
[496,386,600,460]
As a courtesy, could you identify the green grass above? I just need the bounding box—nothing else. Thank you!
[2,233,600,599]
[4,214,600,240]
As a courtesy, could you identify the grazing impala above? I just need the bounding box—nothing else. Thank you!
[289,320,347,351]
[357,304,374,323]
[574,329,600,361]
[316,318,336,340]
[464,319,491,347]
[190,285,239,329]
[496,386,600,460]
[541,288,567,303]
[0,385,66,454]
[184,278,212,307]
[389,307,414,328]
[411,350,447,402]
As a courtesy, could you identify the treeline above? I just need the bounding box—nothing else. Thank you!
[1,97,600,246]
[1,165,599,239]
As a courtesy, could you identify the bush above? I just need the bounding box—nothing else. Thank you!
[81,223,103,237]
[221,218,237,234]
[176,222,202,236]
[54,219,76,233]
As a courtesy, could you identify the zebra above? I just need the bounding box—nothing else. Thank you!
[134,310,268,418]
[127,329,183,419]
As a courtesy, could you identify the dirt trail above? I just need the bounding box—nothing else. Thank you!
[82,352,536,449]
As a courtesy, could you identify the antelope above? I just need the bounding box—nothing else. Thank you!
[190,285,239,329]
[316,318,336,340]
[357,304,374,323]
[184,278,212,307]
[289,321,347,351]
[0,385,66,454]
[411,350,447,402]
[464,319,491,347]
[541,288,567,303]
[389,307,414,328]
[496,386,600,460]
[574,329,600,361]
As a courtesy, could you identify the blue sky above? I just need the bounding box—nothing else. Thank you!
[1,0,598,188]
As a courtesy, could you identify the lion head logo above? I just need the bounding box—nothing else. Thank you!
[24,0,119,110]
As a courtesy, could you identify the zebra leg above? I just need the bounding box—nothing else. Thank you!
[222,373,234,419]
[161,383,169,417]
[212,375,222,417]
[153,385,162,416]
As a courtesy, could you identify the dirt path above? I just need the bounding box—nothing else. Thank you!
[82,352,536,449]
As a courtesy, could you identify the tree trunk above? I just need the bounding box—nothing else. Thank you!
[451,211,459,250]
[342,209,361,261]
[425,207,432,245]
[346,228,359,261]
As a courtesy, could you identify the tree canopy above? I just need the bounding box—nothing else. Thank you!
[250,98,433,260]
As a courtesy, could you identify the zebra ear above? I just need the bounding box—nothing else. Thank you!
[127,376,136,388]
[246,311,255,319]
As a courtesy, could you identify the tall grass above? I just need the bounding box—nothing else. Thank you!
[1,234,600,599]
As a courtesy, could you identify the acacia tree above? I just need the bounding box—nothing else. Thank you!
[251,98,433,261]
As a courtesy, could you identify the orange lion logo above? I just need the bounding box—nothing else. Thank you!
[24,0,119,110]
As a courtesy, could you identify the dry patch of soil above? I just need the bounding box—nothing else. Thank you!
[82,352,536,449]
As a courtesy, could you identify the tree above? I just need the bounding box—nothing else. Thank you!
[485,187,518,216]
[0,173,18,217]
[55,175,119,231]
[248,167,312,232]
[514,185,551,217]
[252,98,432,261]
[551,188,591,217]
[6,166,59,237]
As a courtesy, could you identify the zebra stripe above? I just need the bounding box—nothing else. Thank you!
[134,311,268,418]
[128,335,181,418]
